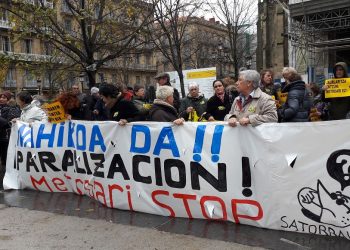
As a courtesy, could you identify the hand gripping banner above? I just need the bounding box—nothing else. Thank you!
[4,120,350,239]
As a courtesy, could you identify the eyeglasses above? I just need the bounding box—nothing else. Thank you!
[189,88,198,91]
[214,85,223,88]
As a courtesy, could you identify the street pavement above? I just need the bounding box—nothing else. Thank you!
[0,204,260,250]
[0,189,349,250]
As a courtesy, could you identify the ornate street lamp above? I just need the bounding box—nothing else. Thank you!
[217,42,224,79]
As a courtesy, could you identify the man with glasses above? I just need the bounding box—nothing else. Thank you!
[179,82,207,121]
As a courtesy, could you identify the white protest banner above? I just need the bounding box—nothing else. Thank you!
[4,120,350,240]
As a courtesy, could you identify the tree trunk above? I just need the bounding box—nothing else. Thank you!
[178,70,186,98]
[87,71,96,89]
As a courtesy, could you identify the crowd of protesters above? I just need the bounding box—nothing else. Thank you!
[0,62,350,182]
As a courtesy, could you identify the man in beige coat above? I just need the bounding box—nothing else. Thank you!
[224,70,278,127]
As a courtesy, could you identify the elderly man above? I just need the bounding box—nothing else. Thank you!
[225,70,278,127]
[179,82,207,121]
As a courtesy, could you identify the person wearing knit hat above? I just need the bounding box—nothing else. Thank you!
[0,91,21,179]
[0,91,12,101]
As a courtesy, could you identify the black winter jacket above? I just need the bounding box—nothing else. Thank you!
[0,104,21,141]
[109,97,140,122]
[205,93,231,121]
[278,80,312,122]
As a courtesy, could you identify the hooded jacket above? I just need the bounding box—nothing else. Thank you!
[327,62,350,120]
[20,102,47,123]
[333,62,348,78]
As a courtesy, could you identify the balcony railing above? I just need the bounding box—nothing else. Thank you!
[0,51,52,62]
[103,61,157,71]
[0,20,14,29]
[24,79,38,88]
[131,63,157,71]
[4,80,16,88]
[18,0,53,8]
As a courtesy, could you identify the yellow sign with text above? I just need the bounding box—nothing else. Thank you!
[43,101,66,123]
[187,70,216,79]
[325,78,350,98]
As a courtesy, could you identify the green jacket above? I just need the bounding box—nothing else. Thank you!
[179,94,207,121]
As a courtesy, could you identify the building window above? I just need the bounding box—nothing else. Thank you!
[146,54,151,65]
[136,76,141,84]
[98,73,105,83]
[64,19,72,32]
[61,0,70,12]
[24,69,36,87]
[43,41,53,55]
[68,75,75,89]
[23,39,32,54]
[146,76,150,85]
[4,68,16,88]
[94,4,100,18]
[112,74,117,83]
[43,71,52,88]
[80,0,85,9]
[1,36,12,52]
[0,9,8,22]
[124,74,129,84]
[135,54,140,64]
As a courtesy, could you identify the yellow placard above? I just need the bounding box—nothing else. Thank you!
[143,103,152,110]
[43,101,66,123]
[325,78,350,98]
[187,70,216,79]
[188,110,200,122]
[277,92,288,104]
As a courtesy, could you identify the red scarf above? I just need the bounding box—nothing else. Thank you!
[236,96,253,111]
